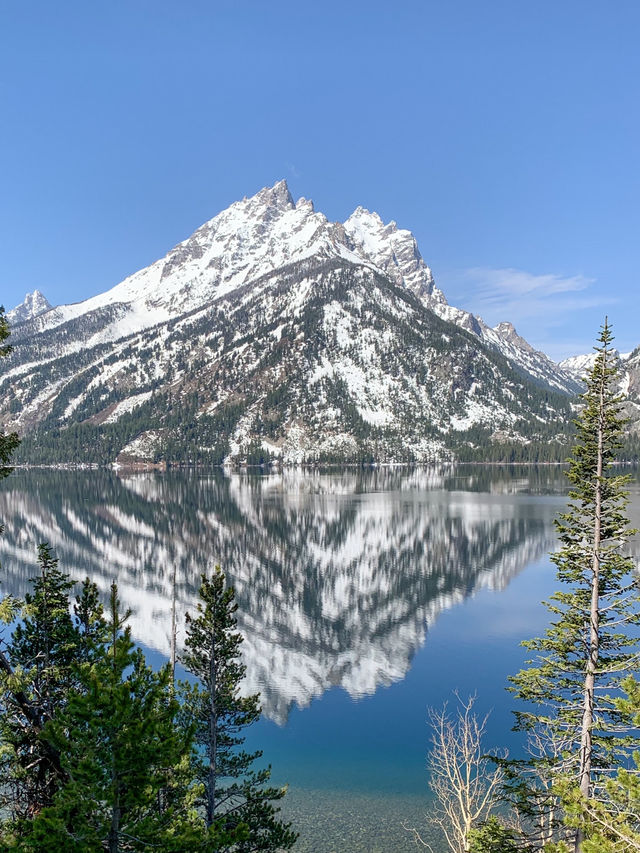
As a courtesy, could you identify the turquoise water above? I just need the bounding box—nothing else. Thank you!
[248,555,558,797]
[1,465,638,851]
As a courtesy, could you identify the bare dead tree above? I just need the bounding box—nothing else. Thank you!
[406,694,506,853]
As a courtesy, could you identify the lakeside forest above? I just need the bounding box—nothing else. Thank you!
[1,309,640,852]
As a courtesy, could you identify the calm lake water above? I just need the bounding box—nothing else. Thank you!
[1,465,639,852]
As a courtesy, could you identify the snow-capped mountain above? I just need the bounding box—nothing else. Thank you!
[1,181,582,465]
[0,467,566,723]
[6,289,51,324]
[560,347,640,433]
[342,208,576,395]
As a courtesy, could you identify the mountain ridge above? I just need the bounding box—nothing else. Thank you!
[560,347,640,433]
[6,181,578,393]
[0,180,619,465]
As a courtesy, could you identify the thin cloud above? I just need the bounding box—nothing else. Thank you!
[465,266,592,306]
[449,267,612,328]
[436,266,619,361]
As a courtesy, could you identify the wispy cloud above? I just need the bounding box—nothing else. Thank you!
[439,267,617,361]
[459,267,601,321]
[443,266,616,327]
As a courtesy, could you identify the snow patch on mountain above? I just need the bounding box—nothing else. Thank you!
[103,391,154,424]
[559,352,600,382]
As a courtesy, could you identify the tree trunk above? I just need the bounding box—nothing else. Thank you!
[108,805,121,853]
[109,586,121,853]
[109,770,121,853]
[575,362,605,852]
[207,629,217,827]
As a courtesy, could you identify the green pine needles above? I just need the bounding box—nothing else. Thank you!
[24,584,192,852]
[0,552,296,851]
[180,568,297,851]
[508,320,640,851]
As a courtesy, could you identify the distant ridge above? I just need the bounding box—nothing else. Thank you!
[561,347,640,433]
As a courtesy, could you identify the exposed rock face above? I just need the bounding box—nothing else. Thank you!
[343,207,441,301]
[493,322,536,353]
[1,181,584,464]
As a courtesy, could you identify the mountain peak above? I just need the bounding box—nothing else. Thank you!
[494,321,518,338]
[349,205,383,224]
[295,196,314,212]
[1,180,599,464]
[343,206,439,301]
[7,289,52,324]
[253,179,294,211]
[3,182,585,408]
[493,321,539,355]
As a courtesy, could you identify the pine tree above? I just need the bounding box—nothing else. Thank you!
[0,545,79,825]
[545,675,640,852]
[576,675,640,852]
[73,574,110,664]
[469,816,520,853]
[25,583,195,852]
[509,320,640,851]
[180,567,297,852]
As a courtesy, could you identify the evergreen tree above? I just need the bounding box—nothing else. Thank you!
[73,575,110,664]
[509,321,640,852]
[556,676,640,852]
[0,545,79,826]
[25,583,195,852]
[180,567,297,852]
[468,816,520,853]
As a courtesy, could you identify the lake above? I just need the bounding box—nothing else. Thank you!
[1,465,638,851]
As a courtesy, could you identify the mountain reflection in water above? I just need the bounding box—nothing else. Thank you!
[0,466,577,723]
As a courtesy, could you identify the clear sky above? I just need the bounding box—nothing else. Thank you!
[1,1,638,360]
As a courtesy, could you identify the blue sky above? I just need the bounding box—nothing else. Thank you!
[1,0,638,360]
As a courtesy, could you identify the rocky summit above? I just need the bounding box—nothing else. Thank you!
[1,181,594,466]
[6,290,52,325]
